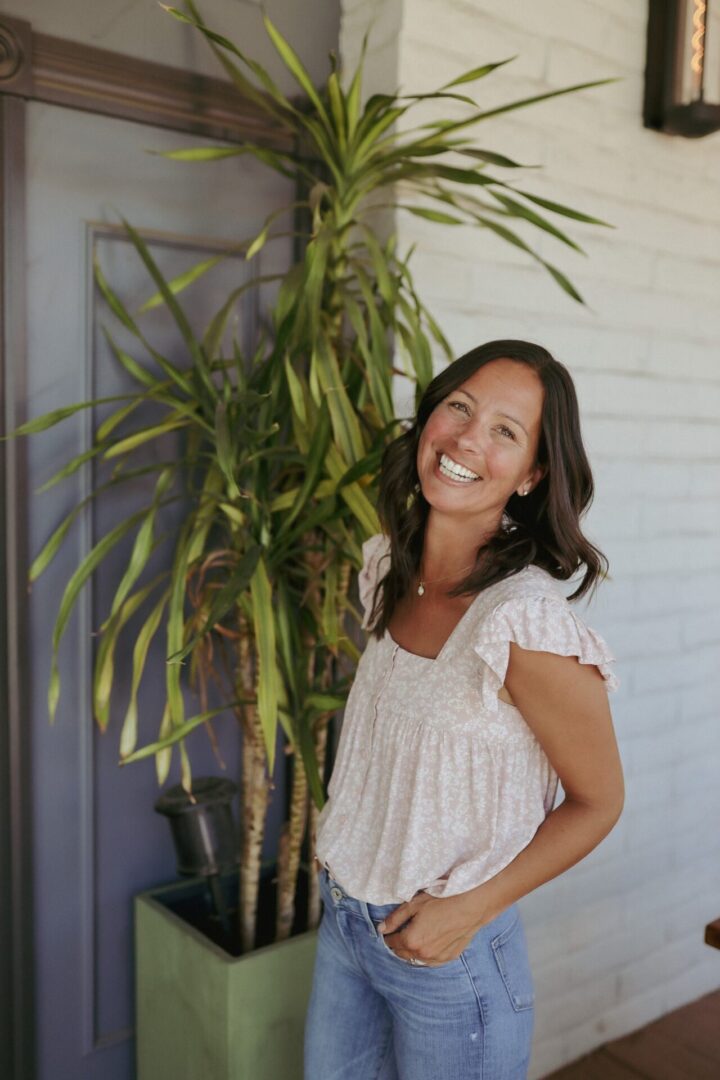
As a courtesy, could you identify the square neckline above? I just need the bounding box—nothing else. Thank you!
[384,590,485,663]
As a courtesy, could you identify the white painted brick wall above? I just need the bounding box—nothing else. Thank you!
[341,1,720,1075]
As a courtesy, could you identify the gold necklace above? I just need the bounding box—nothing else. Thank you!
[417,561,475,597]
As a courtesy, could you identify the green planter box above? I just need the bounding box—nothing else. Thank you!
[136,878,318,1080]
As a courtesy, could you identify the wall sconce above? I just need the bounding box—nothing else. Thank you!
[644,0,720,136]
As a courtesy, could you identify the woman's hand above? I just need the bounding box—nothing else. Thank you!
[377,886,496,966]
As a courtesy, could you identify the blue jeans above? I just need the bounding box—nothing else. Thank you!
[304,866,534,1079]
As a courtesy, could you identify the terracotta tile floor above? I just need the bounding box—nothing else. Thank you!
[543,988,720,1079]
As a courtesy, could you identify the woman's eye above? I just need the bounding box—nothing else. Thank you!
[497,425,516,440]
[448,400,470,415]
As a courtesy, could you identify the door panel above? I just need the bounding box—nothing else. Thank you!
[24,101,292,1080]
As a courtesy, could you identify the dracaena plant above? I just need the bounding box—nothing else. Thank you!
[10,1,613,950]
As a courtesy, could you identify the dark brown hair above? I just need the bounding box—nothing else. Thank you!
[367,339,608,638]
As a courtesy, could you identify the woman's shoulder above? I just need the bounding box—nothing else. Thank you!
[358,533,391,629]
[360,532,391,568]
[481,563,568,608]
[467,565,619,692]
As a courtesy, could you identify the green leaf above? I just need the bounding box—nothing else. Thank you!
[102,328,156,388]
[160,142,302,179]
[440,57,516,89]
[6,394,136,438]
[94,257,141,336]
[513,189,614,227]
[336,445,384,489]
[121,220,213,400]
[404,206,466,225]
[283,354,307,426]
[95,260,193,396]
[139,253,225,312]
[321,559,340,648]
[263,13,331,129]
[120,588,170,759]
[35,442,111,495]
[490,190,585,252]
[156,146,249,161]
[276,400,331,538]
[169,544,262,663]
[297,717,325,810]
[30,504,84,581]
[162,4,300,121]
[456,148,534,169]
[542,262,585,304]
[165,522,194,730]
[305,692,347,711]
[48,508,149,722]
[96,398,145,442]
[110,467,174,617]
[325,444,380,535]
[203,274,282,360]
[478,78,620,122]
[314,335,365,465]
[250,556,278,772]
[103,416,189,459]
[326,70,347,150]
[94,577,164,731]
[154,703,173,785]
[120,701,241,764]
[214,401,240,499]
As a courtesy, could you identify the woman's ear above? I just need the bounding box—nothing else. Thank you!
[529,463,546,492]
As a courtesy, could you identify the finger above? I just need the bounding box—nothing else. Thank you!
[377,904,413,934]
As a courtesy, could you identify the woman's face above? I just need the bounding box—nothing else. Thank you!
[416,358,545,528]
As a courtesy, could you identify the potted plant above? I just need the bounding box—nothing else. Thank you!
[8,4,613,1076]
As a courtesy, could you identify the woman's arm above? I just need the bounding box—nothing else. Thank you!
[461,643,624,927]
[378,645,624,964]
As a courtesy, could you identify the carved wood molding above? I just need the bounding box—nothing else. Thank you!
[0,14,293,147]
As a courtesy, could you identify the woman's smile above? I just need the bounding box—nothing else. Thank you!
[436,452,481,483]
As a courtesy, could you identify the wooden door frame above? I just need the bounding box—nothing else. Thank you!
[0,16,292,1078]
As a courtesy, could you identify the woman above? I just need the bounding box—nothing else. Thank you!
[304,340,624,1080]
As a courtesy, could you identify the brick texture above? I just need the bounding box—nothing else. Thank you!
[340,1,720,1075]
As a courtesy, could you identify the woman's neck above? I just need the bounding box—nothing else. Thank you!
[421,509,500,580]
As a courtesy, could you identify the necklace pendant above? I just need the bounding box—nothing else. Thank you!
[417,582,425,597]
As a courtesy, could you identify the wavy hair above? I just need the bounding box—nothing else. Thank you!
[367,340,608,638]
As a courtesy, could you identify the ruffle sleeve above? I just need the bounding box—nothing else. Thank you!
[358,533,391,630]
[472,593,619,708]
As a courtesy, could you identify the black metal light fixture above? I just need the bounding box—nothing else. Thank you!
[644,0,720,136]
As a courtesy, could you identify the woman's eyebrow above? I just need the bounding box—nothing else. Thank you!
[456,390,528,436]
[498,412,528,436]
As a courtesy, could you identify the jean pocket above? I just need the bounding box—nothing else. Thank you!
[490,912,535,1011]
[375,921,464,970]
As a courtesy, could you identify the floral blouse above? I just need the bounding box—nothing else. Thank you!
[314,533,618,904]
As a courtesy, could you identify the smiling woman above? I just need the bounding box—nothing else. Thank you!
[305,340,624,1080]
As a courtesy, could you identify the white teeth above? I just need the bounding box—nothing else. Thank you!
[439,453,479,482]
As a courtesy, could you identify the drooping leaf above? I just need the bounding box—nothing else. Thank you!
[94,576,165,731]
[48,508,150,722]
[120,588,171,759]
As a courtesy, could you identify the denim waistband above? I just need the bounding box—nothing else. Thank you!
[319,864,417,923]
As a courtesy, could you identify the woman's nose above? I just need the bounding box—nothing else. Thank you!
[456,428,485,457]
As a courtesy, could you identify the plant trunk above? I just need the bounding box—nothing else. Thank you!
[237,611,269,953]
[307,716,328,928]
[275,749,308,940]
[307,557,351,926]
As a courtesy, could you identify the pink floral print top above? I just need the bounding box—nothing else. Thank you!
[315,533,618,904]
